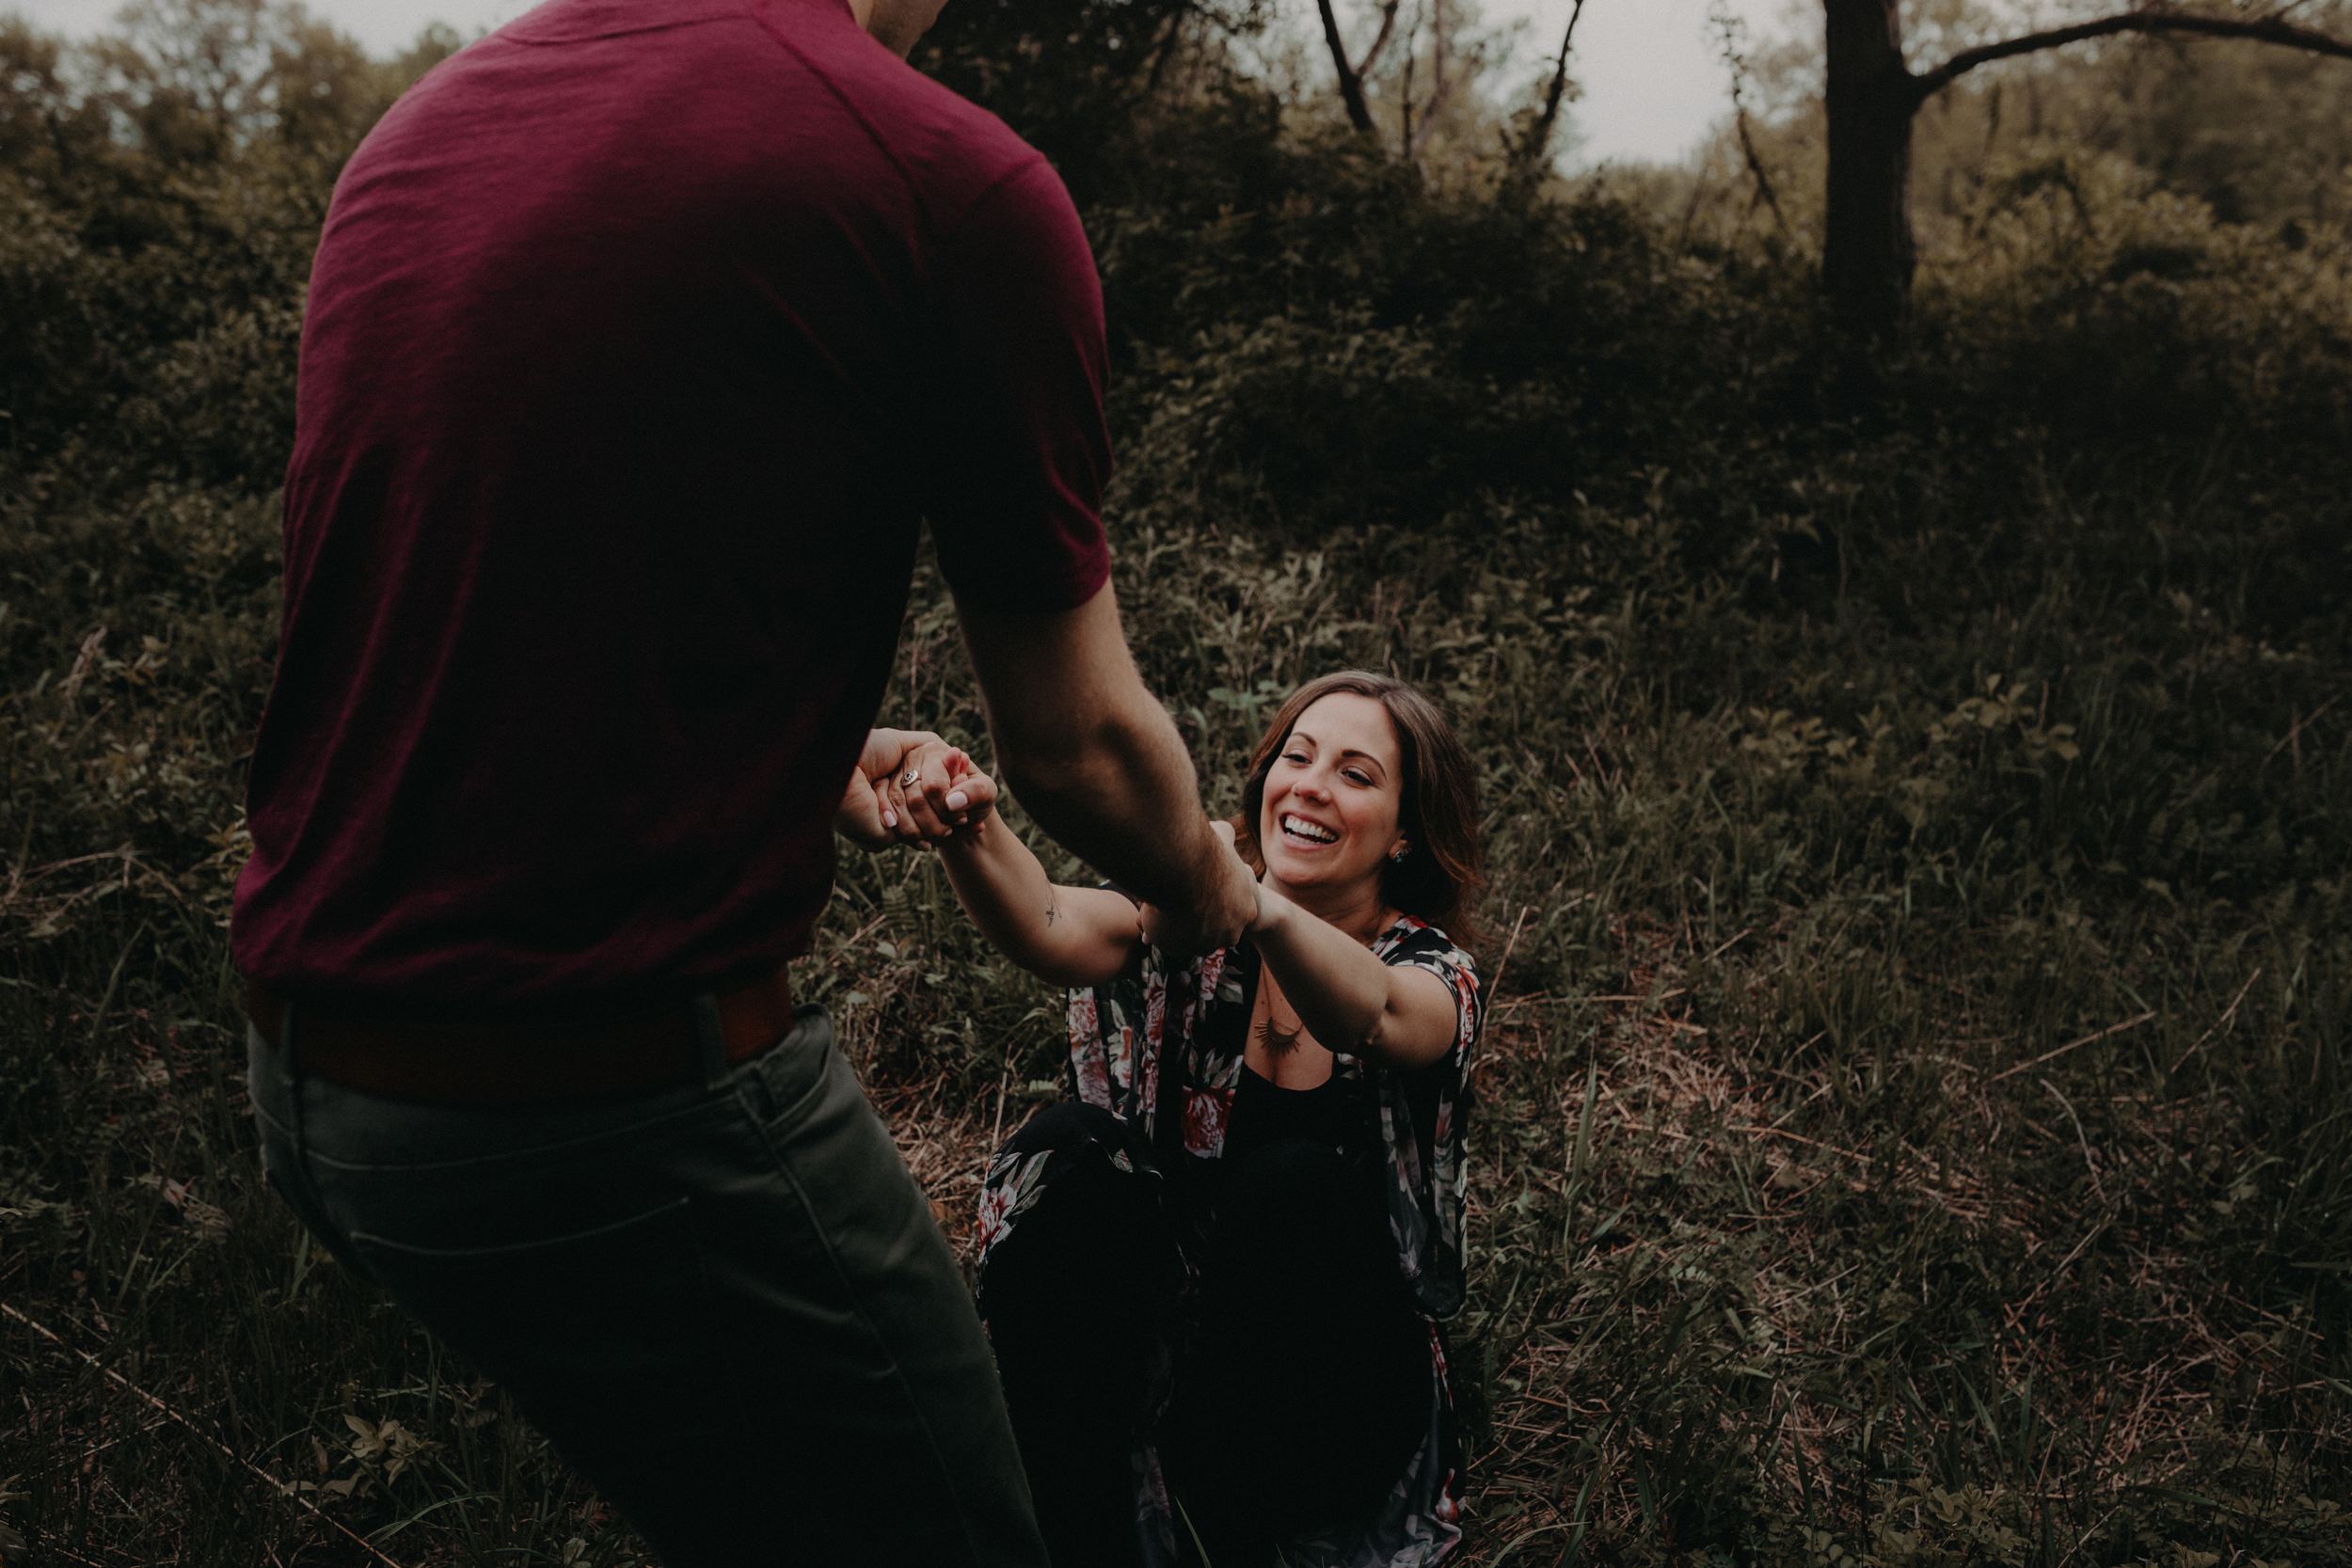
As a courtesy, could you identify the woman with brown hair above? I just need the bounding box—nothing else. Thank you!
[899,670,1485,1568]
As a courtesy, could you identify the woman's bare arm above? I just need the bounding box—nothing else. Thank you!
[921,752,1140,988]
[1246,887,1460,1069]
[1138,824,1458,1069]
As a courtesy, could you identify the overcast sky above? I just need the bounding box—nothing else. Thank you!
[3,0,1796,166]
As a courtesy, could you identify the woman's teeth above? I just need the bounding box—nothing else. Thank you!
[1280,814,1338,844]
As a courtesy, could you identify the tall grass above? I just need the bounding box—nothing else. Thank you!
[5,44,2351,1568]
[6,479,2347,1562]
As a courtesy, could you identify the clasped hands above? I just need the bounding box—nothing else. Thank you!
[833,728,997,850]
[834,729,1261,958]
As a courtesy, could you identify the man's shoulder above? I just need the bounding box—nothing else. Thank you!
[779,24,1052,230]
[381,0,1050,229]
[672,0,1057,225]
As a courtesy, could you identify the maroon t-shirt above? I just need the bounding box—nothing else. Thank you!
[231,0,1113,1021]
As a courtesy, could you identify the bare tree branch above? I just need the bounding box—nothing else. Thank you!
[1398,4,1418,154]
[1315,0,1405,136]
[1517,0,1587,169]
[1714,1,1787,233]
[1357,0,1404,77]
[1409,0,1452,156]
[1910,8,2352,104]
[1315,0,1378,134]
[1735,106,1788,231]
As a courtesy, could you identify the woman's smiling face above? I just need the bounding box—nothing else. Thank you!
[1258,692,1409,901]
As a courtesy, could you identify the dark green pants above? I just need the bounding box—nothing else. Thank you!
[249,1006,1045,1568]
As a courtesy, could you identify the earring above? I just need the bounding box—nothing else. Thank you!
[1389,847,1409,863]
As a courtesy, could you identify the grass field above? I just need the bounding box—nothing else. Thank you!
[4,42,2351,1562]
[6,453,2348,1563]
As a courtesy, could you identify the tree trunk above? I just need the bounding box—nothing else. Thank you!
[1822,0,1919,336]
[1818,1,2352,335]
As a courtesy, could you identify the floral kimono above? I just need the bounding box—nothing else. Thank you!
[977,916,1482,1568]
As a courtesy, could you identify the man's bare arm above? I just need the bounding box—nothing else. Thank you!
[951,582,1254,958]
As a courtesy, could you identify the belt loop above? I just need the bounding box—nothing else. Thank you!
[693,993,727,1090]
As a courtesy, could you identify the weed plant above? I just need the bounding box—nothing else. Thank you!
[3,13,2350,1566]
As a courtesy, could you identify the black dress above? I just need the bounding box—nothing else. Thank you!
[974,920,1483,1568]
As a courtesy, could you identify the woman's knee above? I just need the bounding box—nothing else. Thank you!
[980,1104,1169,1317]
[997,1099,1128,1160]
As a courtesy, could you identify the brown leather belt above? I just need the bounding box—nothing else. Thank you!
[244,968,796,1105]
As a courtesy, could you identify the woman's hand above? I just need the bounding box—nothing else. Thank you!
[910,743,1141,988]
[834,728,960,850]
[890,740,999,847]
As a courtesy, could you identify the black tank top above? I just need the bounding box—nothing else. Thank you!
[1223,1062,1351,1164]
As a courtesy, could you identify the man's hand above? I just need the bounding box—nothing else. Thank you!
[1138,819,1261,960]
[834,728,948,851]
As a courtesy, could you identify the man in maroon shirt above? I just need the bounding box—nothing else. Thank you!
[230,0,1254,1560]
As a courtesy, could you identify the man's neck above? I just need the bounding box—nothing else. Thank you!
[841,0,932,57]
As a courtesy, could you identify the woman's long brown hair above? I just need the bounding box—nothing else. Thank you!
[1228,671,1486,950]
